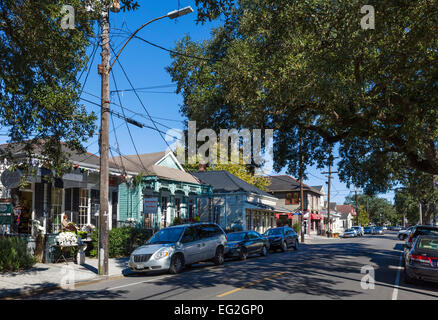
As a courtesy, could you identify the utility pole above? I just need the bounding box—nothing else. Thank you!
[98,7,110,276]
[299,136,305,243]
[419,200,423,225]
[355,187,359,226]
[321,151,338,237]
[94,3,192,276]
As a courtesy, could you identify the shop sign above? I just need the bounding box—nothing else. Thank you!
[1,169,21,188]
[143,197,158,214]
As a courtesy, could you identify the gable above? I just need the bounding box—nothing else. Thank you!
[155,152,184,171]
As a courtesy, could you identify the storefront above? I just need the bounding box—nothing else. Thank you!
[0,164,121,235]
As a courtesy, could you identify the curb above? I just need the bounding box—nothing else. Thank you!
[0,273,125,300]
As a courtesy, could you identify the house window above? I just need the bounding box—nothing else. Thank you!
[188,199,194,219]
[51,187,63,233]
[78,189,89,229]
[175,198,181,218]
[285,192,299,205]
[162,197,168,225]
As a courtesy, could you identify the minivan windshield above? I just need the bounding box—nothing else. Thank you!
[147,227,185,244]
[227,232,247,241]
[264,228,282,236]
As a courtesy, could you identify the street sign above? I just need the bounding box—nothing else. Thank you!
[1,169,21,188]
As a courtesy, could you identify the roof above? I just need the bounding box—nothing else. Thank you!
[192,170,275,198]
[110,151,201,184]
[324,201,337,211]
[0,140,120,171]
[336,204,356,215]
[265,175,324,195]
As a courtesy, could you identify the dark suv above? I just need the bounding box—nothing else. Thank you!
[264,226,299,252]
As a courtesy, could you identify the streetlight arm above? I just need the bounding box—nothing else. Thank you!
[108,14,167,74]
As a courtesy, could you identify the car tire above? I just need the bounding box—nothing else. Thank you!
[260,245,268,257]
[169,254,184,274]
[213,246,225,265]
[293,239,299,251]
[239,247,248,260]
[281,241,288,252]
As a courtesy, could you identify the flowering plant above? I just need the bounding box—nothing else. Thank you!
[55,232,79,246]
[81,224,95,233]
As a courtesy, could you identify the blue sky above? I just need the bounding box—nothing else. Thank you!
[0,0,395,205]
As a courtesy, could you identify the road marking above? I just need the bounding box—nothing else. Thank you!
[216,271,285,298]
[391,253,403,300]
[107,275,173,290]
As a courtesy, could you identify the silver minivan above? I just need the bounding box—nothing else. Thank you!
[128,223,228,274]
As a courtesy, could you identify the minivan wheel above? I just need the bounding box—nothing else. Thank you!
[169,254,184,274]
[293,239,299,251]
[260,245,268,257]
[239,247,248,260]
[281,241,288,252]
[213,246,225,265]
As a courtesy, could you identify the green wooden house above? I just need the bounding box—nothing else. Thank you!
[111,151,212,230]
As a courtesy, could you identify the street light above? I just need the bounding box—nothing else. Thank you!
[97,5,193,275]
[108,6,194,73]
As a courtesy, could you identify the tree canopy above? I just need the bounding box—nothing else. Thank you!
[0,0,142,176]
[167,0,438,194]
[344,193,398,225]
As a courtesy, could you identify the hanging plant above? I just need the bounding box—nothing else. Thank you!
[132,171,145,187]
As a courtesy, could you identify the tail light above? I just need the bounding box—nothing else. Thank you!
[408,234,414,243]
[410,254,438,265]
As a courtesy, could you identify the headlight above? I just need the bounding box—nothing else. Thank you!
[154,248,173,260]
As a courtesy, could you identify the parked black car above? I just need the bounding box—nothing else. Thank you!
[404,235,438,284]
[226,231,270,260]
[403,225,438,263]
[264,226,299,252]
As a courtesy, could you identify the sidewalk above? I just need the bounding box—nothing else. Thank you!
[303,233,343,244]
[0,257,131,299]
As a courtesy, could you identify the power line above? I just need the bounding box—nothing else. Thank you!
[110,69,151,175]
[80,95,181,131]
[109,44,171,150]
[112,27,214,62]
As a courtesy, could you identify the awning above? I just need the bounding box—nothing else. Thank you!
[311,213,323,220]
[275,213,296,219]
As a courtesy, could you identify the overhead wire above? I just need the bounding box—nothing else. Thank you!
[110,68,151,175]
[109,44,171,150]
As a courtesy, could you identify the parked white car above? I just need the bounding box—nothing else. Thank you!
[398,226,413,240]
[342,229,357,238]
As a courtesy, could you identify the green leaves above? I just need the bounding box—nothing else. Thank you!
[168,0,438,193]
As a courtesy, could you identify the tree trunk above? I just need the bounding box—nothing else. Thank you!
[34,234,45,263]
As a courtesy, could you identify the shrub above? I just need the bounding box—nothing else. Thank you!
[89,227,153,258]
[172,216,183,225]
[0,236,36,272]
[77,231,88,240]
[292,222,301,234]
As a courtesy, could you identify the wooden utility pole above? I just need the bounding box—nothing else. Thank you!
[322,152,338,237]
[98,9,110,276]
[355,187,359,225]
[299,136,305,243]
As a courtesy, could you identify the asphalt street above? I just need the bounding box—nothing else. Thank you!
[25,231,438,300]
